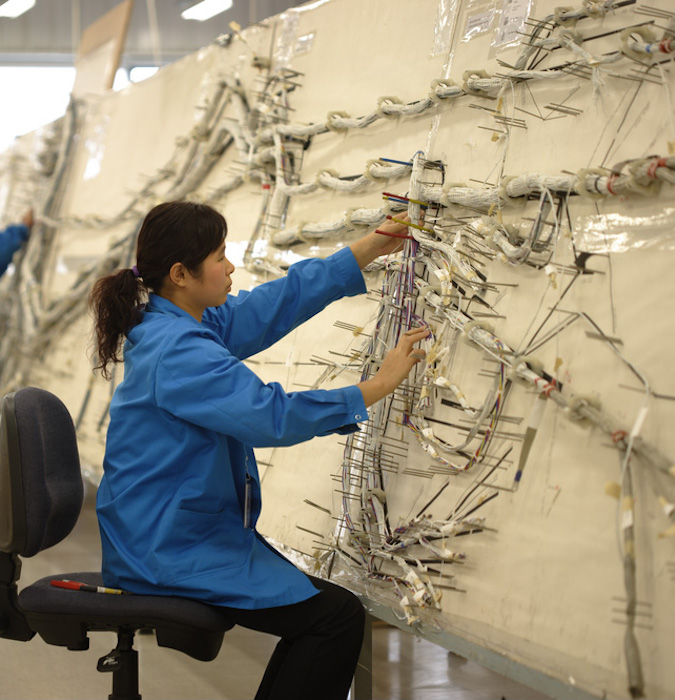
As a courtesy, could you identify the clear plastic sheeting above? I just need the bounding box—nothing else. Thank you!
[291,0,333,12]
[432,0,459,56]
[294,32,316,57]
[273,0,332,69]
[83,118,109,181]
[574,208,675,253]
[492,0,532,49]
[461,0,496,43]
[273,12,300,71]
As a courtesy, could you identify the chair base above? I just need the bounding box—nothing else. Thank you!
[98,629,142,700]
[16,571,236,700]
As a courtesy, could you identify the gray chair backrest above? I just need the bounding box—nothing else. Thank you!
[0,387,83,557]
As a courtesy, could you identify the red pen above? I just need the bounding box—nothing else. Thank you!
[50,579,128,595]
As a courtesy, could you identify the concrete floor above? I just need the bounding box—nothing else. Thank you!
[0,497,550,700]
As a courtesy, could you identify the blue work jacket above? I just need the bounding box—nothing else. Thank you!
[0,223,29,277]
[97,247,369,609]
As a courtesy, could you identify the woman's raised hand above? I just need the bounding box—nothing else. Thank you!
[349,216,412,268]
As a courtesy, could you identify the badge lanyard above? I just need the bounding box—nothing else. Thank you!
[244,453,252,529]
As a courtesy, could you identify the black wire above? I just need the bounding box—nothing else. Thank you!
[415,479,451,520]
[460,491,499,519]
[449,447,512,520]
[522,272,579,353]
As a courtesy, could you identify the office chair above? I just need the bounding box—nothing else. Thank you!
[0,387,235,700]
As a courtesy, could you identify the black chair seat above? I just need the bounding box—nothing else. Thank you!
[19,572,234,661]
[1,387,240,697]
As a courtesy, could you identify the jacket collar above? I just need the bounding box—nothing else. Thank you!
[147,293,202,323]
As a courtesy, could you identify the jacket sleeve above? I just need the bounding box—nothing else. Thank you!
[202,246,366,359]
[0,224,28,276]
[154,327,368,447]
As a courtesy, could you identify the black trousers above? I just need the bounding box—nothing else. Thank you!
[221,575,365,700]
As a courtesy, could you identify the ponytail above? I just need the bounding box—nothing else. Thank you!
[89,200,227,379]
[89,268,144,379]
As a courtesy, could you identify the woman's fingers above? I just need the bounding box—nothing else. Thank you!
[399,326,430,360]
[403,326,429,337]
[401,327,430,346]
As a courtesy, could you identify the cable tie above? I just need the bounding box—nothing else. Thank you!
[376,95,403,118]
[461,69,492,96]
[606,173,619,196]
[325,110,351,132]
[646,159,660,179]
[612,429,628,444]
[646,156,670,180]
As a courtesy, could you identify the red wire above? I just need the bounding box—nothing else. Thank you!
[375,228,415,240]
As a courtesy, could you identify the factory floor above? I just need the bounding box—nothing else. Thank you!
[0,497,550,700]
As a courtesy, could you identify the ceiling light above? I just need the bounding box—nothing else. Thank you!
[181,0,233,22]
[0,0,36,18]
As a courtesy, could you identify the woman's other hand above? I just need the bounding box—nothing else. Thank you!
[358,326,430,407]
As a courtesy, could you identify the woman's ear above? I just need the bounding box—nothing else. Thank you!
[168,261,188,287]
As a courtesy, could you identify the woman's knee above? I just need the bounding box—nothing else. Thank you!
[307,576,365,632]
[334,587,366,638]
[345,590,366,625]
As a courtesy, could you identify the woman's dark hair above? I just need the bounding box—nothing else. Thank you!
[89,201,227,378]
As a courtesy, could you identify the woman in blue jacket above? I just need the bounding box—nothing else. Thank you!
[90,201,427,700]
[0,209,33,277]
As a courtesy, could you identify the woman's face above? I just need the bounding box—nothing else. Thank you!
[186,241,235,312]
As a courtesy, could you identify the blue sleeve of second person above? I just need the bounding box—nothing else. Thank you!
[0,224,28,276]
